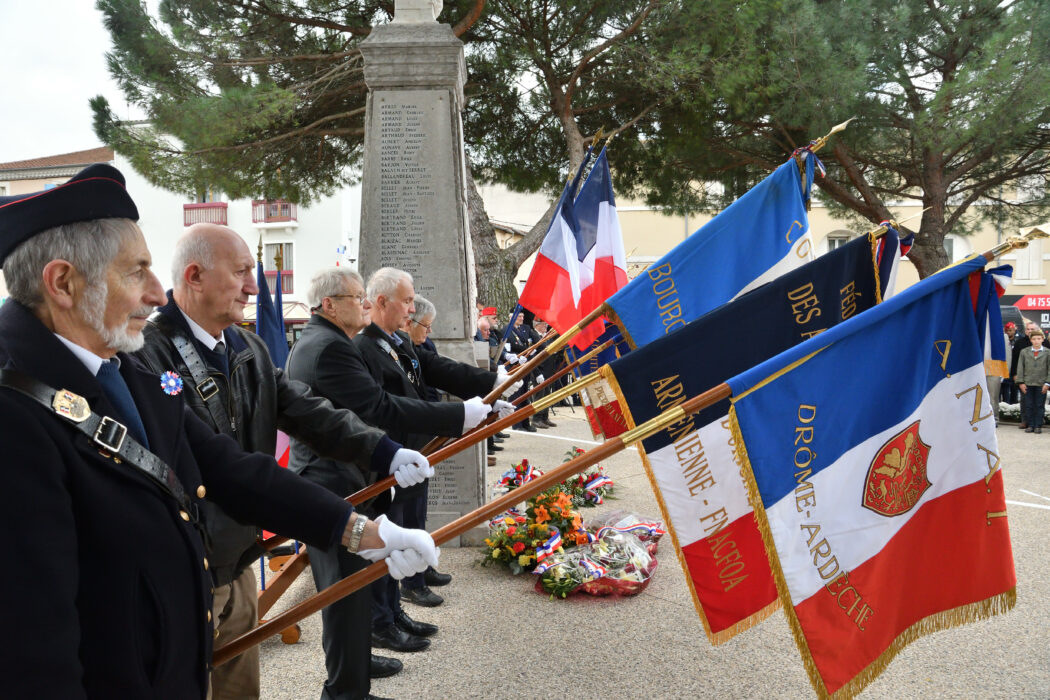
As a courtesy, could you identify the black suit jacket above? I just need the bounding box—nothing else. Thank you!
[0,301,352,699]
[352,323,495,450]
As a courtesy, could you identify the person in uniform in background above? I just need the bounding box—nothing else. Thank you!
[507,312,541,432]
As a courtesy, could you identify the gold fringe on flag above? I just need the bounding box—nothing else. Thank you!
[602,366,780,645]
[728,403,1019,699]
[603,306,638,351]
[868,231,884,306]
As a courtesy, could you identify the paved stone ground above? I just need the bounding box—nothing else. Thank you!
[259,408,1050,699]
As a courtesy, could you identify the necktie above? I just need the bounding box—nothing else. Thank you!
[96,360,150,449]
[214,339,226,355]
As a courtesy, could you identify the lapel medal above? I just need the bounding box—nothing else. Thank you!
[160,370,184,396]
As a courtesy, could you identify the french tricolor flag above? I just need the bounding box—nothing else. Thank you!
[728,255,1016,697]
[519,149,627,351]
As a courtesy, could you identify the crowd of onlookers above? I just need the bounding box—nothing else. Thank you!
[473,303,568,465]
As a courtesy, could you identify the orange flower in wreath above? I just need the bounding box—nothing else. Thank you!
[533,505,551,524]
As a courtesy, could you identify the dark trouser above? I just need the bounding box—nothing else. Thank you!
[300,468,372,700]
[534,378,551,422]
[371,500,404,628]
[401,482,428,590]
[511,382,532,429]
[1001,378,1019,404]
[1022,387,1046,428]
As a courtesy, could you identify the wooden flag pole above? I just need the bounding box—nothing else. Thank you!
[219,379,732,666]
[419,328,558,456]
[260,374,601,553]
[500,328,557,371]
[511,337,616,407]
[421,337,619,456]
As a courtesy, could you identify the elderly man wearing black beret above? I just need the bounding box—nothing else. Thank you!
[0,164,440,699]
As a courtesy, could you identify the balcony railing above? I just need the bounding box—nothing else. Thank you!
[252,200,298,223]
[263,269,294,294]
[183,202,228,226]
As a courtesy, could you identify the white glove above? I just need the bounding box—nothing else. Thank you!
[494,372,524,398]
[517,355,528,366]
[388,448,434,488]
[504,342,511,352]
[505,352,518,363]
[358,514,440,580]
[493,399,515,419]
[462,396,489,432]
[387,549,430,580]
[536,374,545,384]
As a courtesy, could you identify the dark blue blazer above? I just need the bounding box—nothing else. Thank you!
[0,300,351,699]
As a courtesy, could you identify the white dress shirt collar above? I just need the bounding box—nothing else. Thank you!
[178,308,226,351]
[54,334,114,376]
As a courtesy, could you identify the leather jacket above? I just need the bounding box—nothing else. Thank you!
[135,293,397,586]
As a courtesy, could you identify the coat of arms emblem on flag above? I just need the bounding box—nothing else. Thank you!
[863,421,932,517]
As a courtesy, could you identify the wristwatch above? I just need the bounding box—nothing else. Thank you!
[346,514,369,554]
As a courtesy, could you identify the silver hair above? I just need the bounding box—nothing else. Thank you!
[410,295,436,323]
[308,267,363,309]
[170,230,218,288]
[366,267,412,303]
[5,218,139,309]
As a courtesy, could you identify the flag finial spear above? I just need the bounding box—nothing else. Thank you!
[986,225,1049,260]
[590,127,605,149]
[810,117,856,154]
[257,235,263,264]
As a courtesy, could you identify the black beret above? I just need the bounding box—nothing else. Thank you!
[0,163,139,267]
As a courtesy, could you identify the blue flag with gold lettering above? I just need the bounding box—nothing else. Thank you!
[605,156,817,349]
[597,230,904,645]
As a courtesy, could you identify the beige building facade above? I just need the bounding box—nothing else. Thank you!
[478,178,1050,328]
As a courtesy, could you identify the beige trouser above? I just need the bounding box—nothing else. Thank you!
[208,568,260,700]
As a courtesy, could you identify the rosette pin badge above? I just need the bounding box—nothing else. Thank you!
[160,371,184,396]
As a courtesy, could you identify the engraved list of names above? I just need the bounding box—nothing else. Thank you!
[369,90,464,335]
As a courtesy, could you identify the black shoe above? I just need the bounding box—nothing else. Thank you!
[395,608,438,637]
[534,419,550,429]
[371,624,430,652]
[496,432,510,438]
[543,419,557,427]
[424,568,452,586]
[521,424,537,433]
[366,695,394,700]
[369,654,403,678]
[401,585,444,607]
[493,435,505,443]
[490,443,504,452]
[1026,427,1034,433]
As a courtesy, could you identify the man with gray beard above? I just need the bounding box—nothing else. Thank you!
[0,164,440,699]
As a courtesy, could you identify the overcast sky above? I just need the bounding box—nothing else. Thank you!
[0,1,142,163]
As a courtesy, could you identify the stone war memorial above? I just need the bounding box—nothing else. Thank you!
[357,0,485,543]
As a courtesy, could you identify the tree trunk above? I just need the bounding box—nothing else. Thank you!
[907,219,950,279]
[466,168,526,318]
